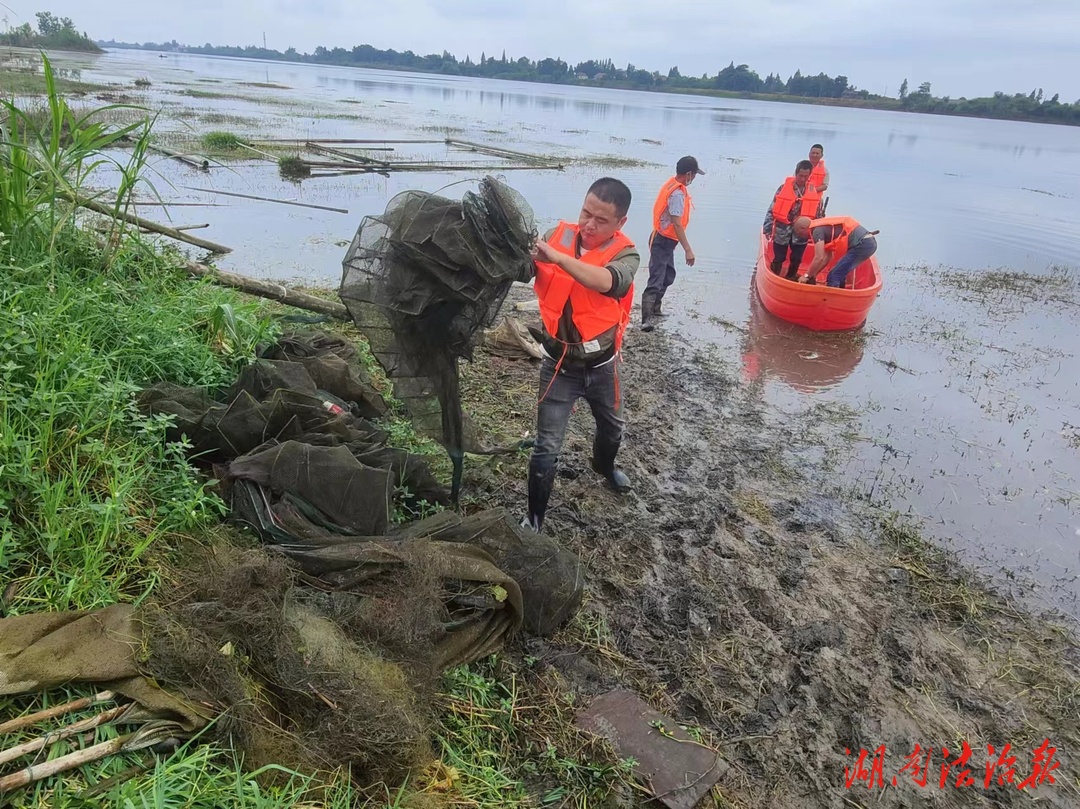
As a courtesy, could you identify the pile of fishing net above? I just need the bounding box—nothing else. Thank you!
[0,331,581,789]
[339,176,537,498]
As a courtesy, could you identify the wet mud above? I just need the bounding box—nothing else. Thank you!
[461,293,1080,808]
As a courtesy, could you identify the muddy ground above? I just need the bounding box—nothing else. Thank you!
[458,290,1080,809]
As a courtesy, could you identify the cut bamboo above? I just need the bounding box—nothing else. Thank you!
[447,138,553,162]
[181,186,349,214]
[306,142,391,168]
[0,692,116,736]
[235,142,281,162]
[147,143,210,171]
[0,733,136,794]
[0,705,130,767]
[172,223,210,231]
[69,194,232,254]
[250,138,441,145]
[183,260,350,320]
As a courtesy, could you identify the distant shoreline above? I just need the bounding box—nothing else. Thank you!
[93,45,1077,129]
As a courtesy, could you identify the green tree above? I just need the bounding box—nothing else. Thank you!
[899,78,908,98]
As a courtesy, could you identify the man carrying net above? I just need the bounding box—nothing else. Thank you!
[518,178,640,533]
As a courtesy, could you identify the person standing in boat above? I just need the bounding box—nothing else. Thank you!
[641,155,704,331]
[808,144,829,193]
[792,216,878,288]
[519,178,640,534]
[762,160,823,280]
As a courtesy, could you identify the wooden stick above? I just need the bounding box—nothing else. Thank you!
[147,143,209,171]
[305,142,391,168]
[0,692,115,736]
[447,138,553,162]
[250,138,441,144]
[172,223,210,231]
[183,260,350,320]
[180,186,349,214]
[235,142,281,162]
[0,705,130,767]
[68,194,232,254]
[0,733,136,794]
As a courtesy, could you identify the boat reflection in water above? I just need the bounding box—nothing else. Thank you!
[740,287,866,393]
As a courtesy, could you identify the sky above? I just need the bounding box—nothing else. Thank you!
[4,0,1079,101]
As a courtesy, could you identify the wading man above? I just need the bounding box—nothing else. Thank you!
[520,178,640,533]
[641,155,704,331]
[792,215,878,288]
[762,159,823,280]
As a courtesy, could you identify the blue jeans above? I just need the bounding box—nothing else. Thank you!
[826,235,878,288]
[530,357,624,476]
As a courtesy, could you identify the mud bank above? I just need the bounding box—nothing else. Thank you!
[459,293,1080,808]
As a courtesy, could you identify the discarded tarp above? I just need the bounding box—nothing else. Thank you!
[339,177,537,497]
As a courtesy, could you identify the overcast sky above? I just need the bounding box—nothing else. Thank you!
[5,0,1079,101]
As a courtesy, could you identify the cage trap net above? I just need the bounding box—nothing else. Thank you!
[339,176,537,497]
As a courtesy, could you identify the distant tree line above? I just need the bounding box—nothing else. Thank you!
[0,12,102,52]
[84,33,1080,127]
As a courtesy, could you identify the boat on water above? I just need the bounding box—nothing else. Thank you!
[754,232,882,331]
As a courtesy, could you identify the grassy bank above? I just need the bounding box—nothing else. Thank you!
[0,59,639,807]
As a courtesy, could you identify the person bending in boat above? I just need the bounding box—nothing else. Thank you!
[641,155,704,331]
[792,216,878,288]
[519,178,640,533]
[763,160,823,280]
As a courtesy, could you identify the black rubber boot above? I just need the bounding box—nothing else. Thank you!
[641,291,658,332]
[783,267,800,281]
[769,259,784,275]
[591,437,631,493]
[653,296,664,318]
[524,462,557,533]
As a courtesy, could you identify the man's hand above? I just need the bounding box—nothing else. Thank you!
[531,240,561,265]
[684,248,696,267]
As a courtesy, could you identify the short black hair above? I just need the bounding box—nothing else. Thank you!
[586,177,632,218]
[796,159,814,173]
[810,143,824,152]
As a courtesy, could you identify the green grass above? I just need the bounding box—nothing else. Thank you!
[200,130,243,151]
[0,58,637,808]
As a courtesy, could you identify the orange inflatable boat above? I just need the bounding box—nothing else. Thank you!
[754,232,882,331]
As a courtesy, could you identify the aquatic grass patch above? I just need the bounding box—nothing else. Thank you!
[200,130,243,151]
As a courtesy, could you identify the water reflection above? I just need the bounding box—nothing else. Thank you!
[740,289,865,392]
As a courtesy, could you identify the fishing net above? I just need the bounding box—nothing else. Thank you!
[339,176,537,499]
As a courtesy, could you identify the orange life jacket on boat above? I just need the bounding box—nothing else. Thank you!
[771,177,823,225]
[534,221,635,353]
[808,216,861,256]
[809,159,827,190]
[651,177,692,240]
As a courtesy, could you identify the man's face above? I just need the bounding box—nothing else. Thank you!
[795,168,811,185]
[793,222,810,239]
[578,193,626,250]
[808,147,823,164]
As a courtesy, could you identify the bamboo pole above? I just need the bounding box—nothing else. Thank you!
[0,733,136,794]
[0,706,130,768]
[447,138,554,162]
[183,260,351,320]
[235,142,281,161]
[181,186,349,214]
[68,194,232,254]
[306,142,391,168]
[172,223,210,231]
[250,138,440,145]
[147,143,210,171]
[0,692,116,736]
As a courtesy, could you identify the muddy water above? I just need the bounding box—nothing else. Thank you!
[49,48,1080,616]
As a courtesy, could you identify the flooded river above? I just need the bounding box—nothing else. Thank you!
[48,48,1080,617]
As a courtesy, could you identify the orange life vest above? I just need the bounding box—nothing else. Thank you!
[651,177,691,240]
[534,221,635,353]
[771,177,823,225]
[808,216,860,256]
[809,159,827,190]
